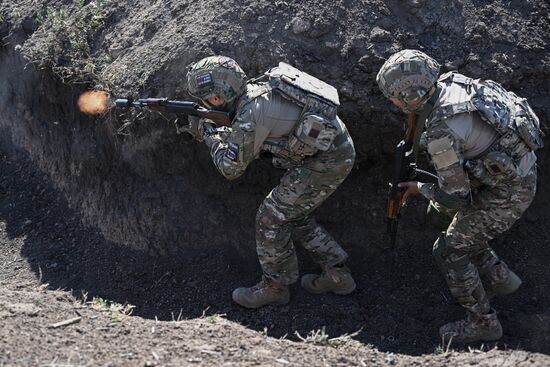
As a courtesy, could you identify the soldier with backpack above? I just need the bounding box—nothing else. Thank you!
[377,49,543,342]
[186,56,356,308]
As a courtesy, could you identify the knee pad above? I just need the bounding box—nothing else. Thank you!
[471,249,516,288]
[471,248,499,275]
[485,260,513,285]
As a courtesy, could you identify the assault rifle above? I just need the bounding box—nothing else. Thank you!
[386,113,438,254]
[387,113,417,250]
[114,97,233,127]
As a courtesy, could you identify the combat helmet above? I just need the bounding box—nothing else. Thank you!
[187,56,247,111]
[376,49,440,111]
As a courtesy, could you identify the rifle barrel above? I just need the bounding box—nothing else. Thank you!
[113,97,233,127]
[114,98,132,107]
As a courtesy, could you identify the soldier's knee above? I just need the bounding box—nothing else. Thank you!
[473,249,512,286]
[256,201,286,229]
[471,249,498,273]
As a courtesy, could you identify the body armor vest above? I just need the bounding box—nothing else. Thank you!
[237,63,343,161]
[427,72,544,163]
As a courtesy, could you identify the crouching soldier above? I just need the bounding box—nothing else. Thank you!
[376,50,543,342]
[186,56,356,308]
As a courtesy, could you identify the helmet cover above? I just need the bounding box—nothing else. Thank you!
[187,56,247,104]
[376,49,440,106]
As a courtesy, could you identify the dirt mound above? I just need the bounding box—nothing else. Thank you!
[0,0,549,364]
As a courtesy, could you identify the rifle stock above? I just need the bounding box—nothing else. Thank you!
[114,98,233,127]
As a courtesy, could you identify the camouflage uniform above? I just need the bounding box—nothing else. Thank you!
[420,72,538,321]
[201,83,355,285]
[377,50,542,342]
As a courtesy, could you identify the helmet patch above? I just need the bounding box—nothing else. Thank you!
[187,55,247,105]
[196,72,213,87]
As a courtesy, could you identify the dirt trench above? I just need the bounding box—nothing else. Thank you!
[1,148,550,365]
[1,0,549,254]
[1,0,550,364]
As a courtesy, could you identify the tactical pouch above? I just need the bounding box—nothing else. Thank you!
[511,93,545,151]
[465,159,493,187]
[286,134,320,157]
[294,113,339,151]
[482,151,518,182]
[471,79,544,152]
[465,151,517,187]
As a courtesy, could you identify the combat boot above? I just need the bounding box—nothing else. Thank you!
[439,309,503,343]
[232,277,290,309]
[301,265,356,295]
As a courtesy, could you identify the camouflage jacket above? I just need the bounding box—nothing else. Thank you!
[201,83,349,180]
[418,73,537,209]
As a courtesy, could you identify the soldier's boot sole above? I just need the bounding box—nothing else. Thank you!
[231,287,290,309]
[487,270,522,299]
[439,313,503,343]
[300,274,356,295]
[440,323,503,343]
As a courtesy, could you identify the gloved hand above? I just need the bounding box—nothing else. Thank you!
[185,115,204,141]
[173,115,202,141]
[197,118,217,139]
[177,116,216,142]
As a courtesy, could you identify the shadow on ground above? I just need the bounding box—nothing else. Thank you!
[1,147,549,357]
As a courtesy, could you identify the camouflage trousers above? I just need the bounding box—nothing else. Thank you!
[431,166,537,315]
[256,134,355,285]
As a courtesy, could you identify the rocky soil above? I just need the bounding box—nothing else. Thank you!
[0,0,549,365]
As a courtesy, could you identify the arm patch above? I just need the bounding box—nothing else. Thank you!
[225,142,239,162]
[428,136,460,170]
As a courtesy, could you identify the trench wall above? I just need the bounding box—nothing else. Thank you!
[0,0,549,254]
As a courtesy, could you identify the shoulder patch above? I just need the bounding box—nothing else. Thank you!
[225,142,239,162]
[428,136,460,170]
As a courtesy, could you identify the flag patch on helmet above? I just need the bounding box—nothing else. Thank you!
[225,143,239,162]
[196,72,213,87]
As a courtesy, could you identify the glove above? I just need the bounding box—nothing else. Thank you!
[198,118,217,139]
[173,115,202,141]
[186,115,204,141]
[177,116,216,142]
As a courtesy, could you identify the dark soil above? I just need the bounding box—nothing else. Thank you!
[1,0,550,365]
[1,147,550,365]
